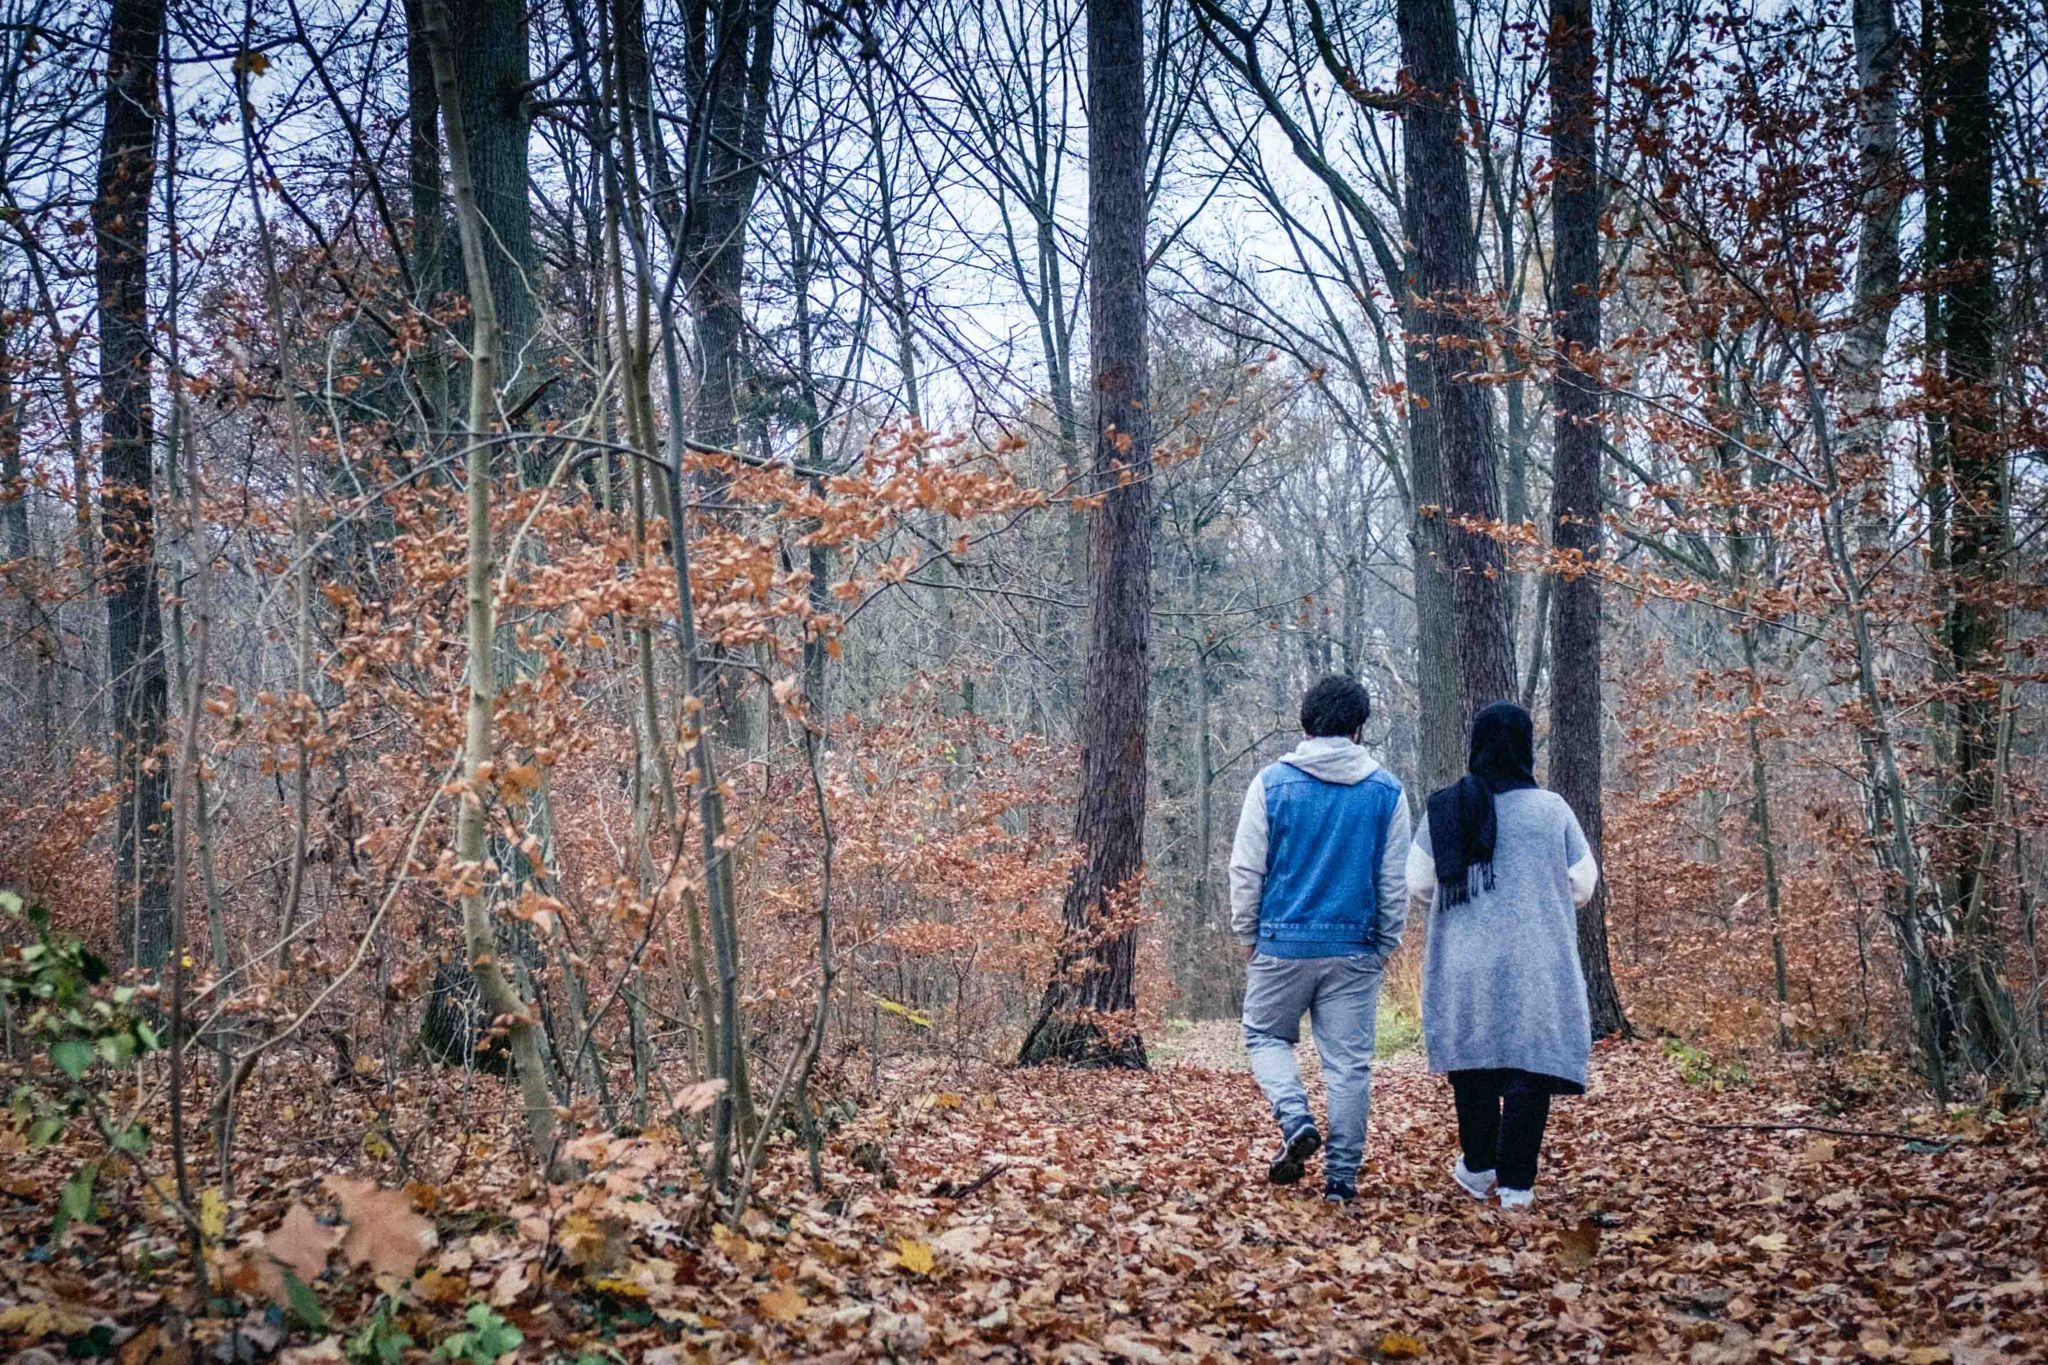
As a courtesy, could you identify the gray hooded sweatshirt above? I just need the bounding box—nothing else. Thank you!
[1228,736,1413,958]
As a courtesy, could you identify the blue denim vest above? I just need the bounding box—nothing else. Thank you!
[1255,763,1402,959]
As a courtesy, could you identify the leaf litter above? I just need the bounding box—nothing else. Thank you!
[0,1023,2041,1362]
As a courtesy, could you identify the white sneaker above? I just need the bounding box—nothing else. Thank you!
[1496,1186,1535,1211]
[1453,1157,1497,1200]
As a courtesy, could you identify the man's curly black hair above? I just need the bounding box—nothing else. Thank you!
[1300,675,1370,738]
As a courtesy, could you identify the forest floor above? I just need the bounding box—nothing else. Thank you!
[2,1021,2044,1363]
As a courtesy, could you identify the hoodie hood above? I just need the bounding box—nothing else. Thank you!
[1278,735,1381,785]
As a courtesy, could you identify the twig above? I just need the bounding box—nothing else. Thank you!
[930,1163,1007,1201]
[1662,1116,1952,1145]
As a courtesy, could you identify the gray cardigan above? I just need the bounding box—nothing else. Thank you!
[1406,789,1599,1089]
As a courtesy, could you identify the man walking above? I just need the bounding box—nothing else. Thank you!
[1230,676,1410,1203]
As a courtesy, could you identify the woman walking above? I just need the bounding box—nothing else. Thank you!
[1407,702,1599,1210]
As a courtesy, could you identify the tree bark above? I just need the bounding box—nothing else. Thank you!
[1019,0,1152,1069]
[1842,0,1904,558]
[1544,0,1627,1040]
[675,0,775,747]
[444,0,537,458]
[401,0,448,439]
[1397,0,1517,731]
[424,0,559,1168]
[95,0,171,974]
[1928,0,2030,1084]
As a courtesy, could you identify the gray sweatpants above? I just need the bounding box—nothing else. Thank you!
[1241,952,1384,1184]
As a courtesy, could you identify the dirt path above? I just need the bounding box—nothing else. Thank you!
[713,1026,2043,1362]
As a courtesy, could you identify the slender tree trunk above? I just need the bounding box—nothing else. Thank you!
[1019,0,1151,1069]
[0,318,49,746]
[95,0,172,973]
[1397,0,1517,732]
[1545,0,1627,1040]
[424,0,558,1168]
[1742,631,1789,1044]
[1843,0,1904,558]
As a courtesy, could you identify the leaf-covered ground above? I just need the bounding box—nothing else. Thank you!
[3,1024,2044,1363]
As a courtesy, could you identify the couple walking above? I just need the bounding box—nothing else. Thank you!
[1230,676,1599,1209]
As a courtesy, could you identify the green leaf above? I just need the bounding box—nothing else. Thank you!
[135,1019,161,1052]
[27,1116,62,1147]
[49,1038,93,1080]
[282,1268,328,1331]
[53,1162,95,1237]
[346,1297,412,1365]
[437,1303,522,1363]
[0,889,20,915]
[111,1123,147,1155]
[97,1032,137,1068]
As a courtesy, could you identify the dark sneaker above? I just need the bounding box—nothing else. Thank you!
[1323,1179,1357,1204]
[1267,1123,1321,1185]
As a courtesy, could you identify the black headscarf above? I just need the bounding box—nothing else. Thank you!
[1426,701,1539,907]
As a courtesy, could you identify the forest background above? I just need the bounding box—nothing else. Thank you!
[0,0,2043,1357]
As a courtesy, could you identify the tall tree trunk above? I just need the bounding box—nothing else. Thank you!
[402,0,448,441]
[1929,0,2028,1083]
[445,0,536,461]
[1545,0,1627,1040]
[95,0,171,973]
[678,0,775,748]
[1019,0,1152,1069]
[1397,0,1517,731]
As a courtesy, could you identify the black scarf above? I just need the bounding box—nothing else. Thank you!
[1425,701,1539,907]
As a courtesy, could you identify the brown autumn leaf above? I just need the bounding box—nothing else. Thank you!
[1558,1218,1603,1270]
[277,1341,346,1365]
[756,1285,808,1323]
[263,1201,343,1284]
[325,1176,437,1286]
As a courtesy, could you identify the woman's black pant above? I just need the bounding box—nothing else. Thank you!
[1449,1069,1553,1190]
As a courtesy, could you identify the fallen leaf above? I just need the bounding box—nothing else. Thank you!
[278,1340,346,1365]
[489,1258,531,1308]
[199,1187,228,1241]
[262,1202,342,1283]
[1558,1218,1602,1269]
[1377,1332,1427,1359]
[325,1176,437,1286]
[756,1285,808,1322]
[1103,1333,1172,1364]
[0,1302,94,1339]
[893,1237,935,1276]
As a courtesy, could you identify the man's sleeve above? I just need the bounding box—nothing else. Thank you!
[1228,772,1269,946]
[1374,788,1412,958]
